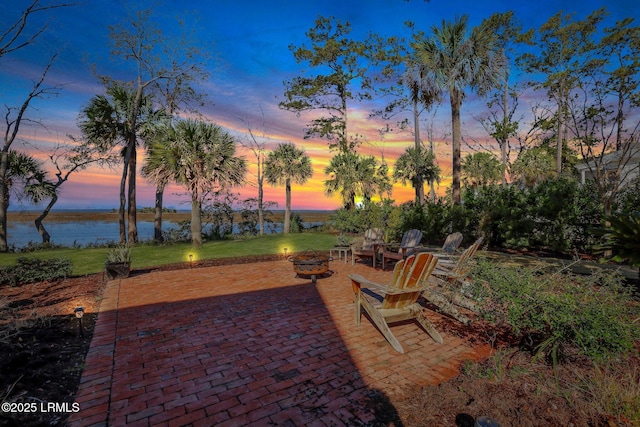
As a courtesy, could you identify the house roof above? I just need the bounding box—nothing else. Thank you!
[575,143,640,171]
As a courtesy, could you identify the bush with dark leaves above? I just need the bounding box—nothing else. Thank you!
[0,257,72,287]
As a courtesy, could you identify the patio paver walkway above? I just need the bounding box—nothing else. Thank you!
[68,258,490,426]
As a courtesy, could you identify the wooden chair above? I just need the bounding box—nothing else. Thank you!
[433,236,484,275]
[350,252,443,353]
[441,232,464,254]
[351,228,384,267]
[424,237,485,325]
[418,232,463,256]
[380,229,423,270]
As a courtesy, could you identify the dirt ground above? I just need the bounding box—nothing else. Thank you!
[0,257,638,427]
[0,274,102,427]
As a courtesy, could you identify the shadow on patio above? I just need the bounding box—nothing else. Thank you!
[68,259,489,426]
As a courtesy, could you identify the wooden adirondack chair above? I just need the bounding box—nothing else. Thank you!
[381,229,423,270]
[351,228,384,267]
[349,252,443,353]
[419,231,463,257]
[433,236,484,274]
[424,237,485,325]
[441,232,464,254]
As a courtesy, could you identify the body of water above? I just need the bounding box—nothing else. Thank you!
[8,219,325,249]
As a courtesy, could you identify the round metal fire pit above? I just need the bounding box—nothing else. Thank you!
[288,252,333,284]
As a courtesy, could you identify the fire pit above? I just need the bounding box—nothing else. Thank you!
[288,252,333,284]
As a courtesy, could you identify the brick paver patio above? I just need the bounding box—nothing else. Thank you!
[68,257,490,426]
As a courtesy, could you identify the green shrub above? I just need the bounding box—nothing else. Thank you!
[395,201,427,240]
[594,212,640,271]
[289,213,304,233]
[461,178,604,253]
[400,200,440,242]
[397,198,471,244]
[471,260,640,363]
[615,174,640,215]
[463,185,531,249]
[162,219,192,243]
[329,200,398,237]
[0,257,73,287]
[18,241,68,253]
[236,198,277,236]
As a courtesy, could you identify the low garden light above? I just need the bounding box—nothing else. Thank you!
[284,248,288,258]
[74,307,85,337]
[189,254,193,268]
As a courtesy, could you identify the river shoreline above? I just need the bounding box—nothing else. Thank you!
[6,210,335,249]
[7,210,334,224]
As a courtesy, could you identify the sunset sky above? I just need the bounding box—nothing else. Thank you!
[1,0,638,212]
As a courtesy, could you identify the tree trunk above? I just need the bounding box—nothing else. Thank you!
[416,182,425,205]
[0,152,9,252]
[153,181,165,242]
[118,159,128,244]
[556,84,564,175]
[191,192,202,249]
[257,159,264,236]
[258,180,264,235]
[616,83,624,151]
[413,96,425,205]
[35,194,57,243]
[341,82,348,151]
[603,197,613,258]
[450,90,462,205]
[501,73,509,188]
[125,81,145,246]
[557,122,563,175]
[127,146,138,244]
[283,177,291,234]
[429,137,436,202]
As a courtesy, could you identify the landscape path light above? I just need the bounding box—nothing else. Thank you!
[74,307,85,337]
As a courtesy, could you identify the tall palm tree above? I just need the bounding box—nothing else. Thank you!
[264,143,312,234]
[324,152,390,210]
[141,134,174,242]
[403,64,441,201]
[393,145,440,204]
[148,119,246,248]
[79,83,164,244]
[414,15,505,205]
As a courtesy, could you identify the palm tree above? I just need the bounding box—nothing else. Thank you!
[148,119,246,248]
[264,143,312,234]
[414,15,505,205]
[324,152,390,210]
[511,147,556,188]
[141,134,174,242]
[403,64,441,201]
[3,151,52,209]
[79,83,164,244]
[393,145,440,205]
[461,152,504,190]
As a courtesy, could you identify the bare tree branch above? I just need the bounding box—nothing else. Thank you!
[0,1,74,58]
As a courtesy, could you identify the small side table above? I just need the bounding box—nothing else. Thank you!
[330,246,351,264]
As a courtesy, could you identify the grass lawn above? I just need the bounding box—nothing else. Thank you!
[0,233,338,276]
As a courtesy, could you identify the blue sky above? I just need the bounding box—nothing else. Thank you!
[1,0,639,210]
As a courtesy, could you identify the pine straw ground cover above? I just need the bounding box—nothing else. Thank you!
[0,255,638,427]
[393,317,640,427]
